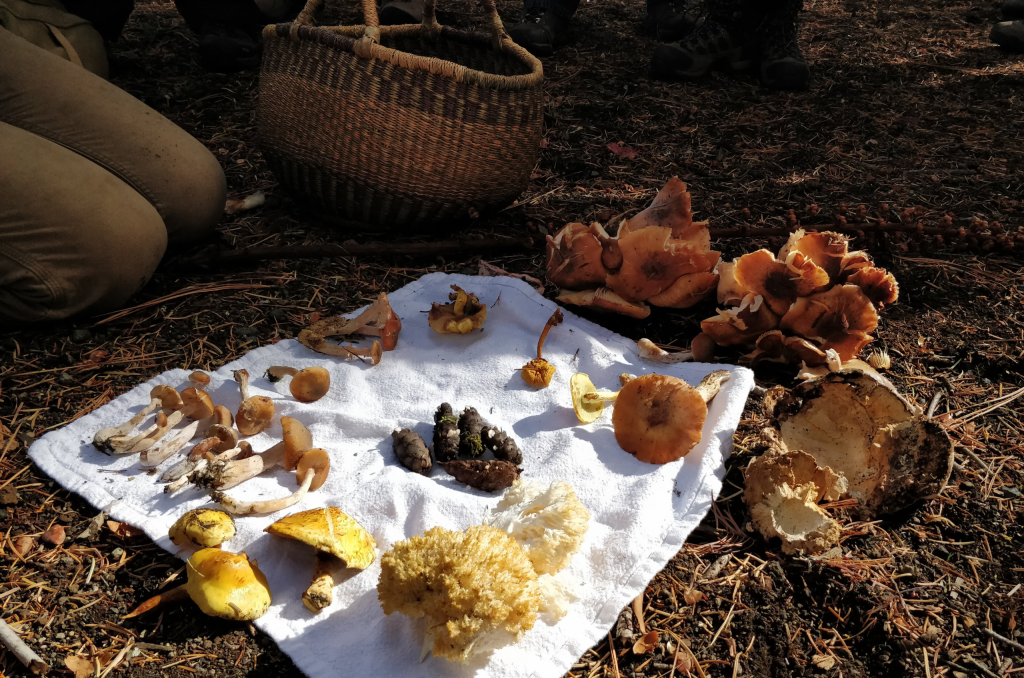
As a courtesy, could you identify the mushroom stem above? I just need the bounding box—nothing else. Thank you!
[139,420,201,467]
[302,552,336,614]
[122,584,190,619]
[536,309,564,360]
[694,370,731,402]
[93,399,161,451]
[233,370,252,401]
[339,341,383,365]
[212,467,315,516]
[265,366,298,382]
[192,442,287,490]
[637,338,694,364]
[129,399,210,453]
[166,461,206,494]
[582,390,620,403]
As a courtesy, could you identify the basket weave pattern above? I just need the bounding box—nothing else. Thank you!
[257,3,544,229]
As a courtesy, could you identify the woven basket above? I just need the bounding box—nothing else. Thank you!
[257,0,545,230]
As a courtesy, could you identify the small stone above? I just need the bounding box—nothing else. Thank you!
[42,524,66,546]
[58,372,76,385]
[55,633,66,640]
[1000,486,1021,498]
[111,547,124,559]
[0,485,19,505]
[71,329,92,343]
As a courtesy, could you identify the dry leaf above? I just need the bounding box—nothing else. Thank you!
[107,520,145,539]
[812,654,836,670]
[607,142,639,159]
[42,524,66,546]
[632,630,659,654]
[12,535,36,556]
[683,588,704,605]
[64,655,94,678]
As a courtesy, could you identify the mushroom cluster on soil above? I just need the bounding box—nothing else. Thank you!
[547,178,720,319]
[744,368,953,554]
[299,292,400,364]
[703,230,899,366]
[570,371,729,464]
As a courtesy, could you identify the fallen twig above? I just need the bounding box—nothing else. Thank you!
[982,627,1024,653]
[0,617,48,674]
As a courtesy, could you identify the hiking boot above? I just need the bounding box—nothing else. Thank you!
[645,0,700,42]
[991,20,1024,51]
[508,8,571,57]
[1003,0,1024,20]
[197,24,260,73]
[758,0,809,90]
[650,19,753,79]
[379,0,424,25]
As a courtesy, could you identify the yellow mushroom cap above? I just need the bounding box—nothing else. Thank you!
[522,358,557,388]
[265,506,376,570]
[185,549,271,620]
[612,374,707,464]
[570,373,605,424]
[169,509,236,548]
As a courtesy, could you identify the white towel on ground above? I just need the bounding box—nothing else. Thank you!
[29,273,753,678]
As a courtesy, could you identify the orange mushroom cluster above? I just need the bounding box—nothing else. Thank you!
[701,230,899,366]
[546,178,720,319]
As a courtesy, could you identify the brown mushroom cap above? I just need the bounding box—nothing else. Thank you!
[783,336,829,366]
[716,261,748,306]
[618,177,705,242]
[612,374,707,464]
[691,333,716,363]
[237,396,275,436]
[152,385,184,410]
[211,405,233,428]
[546,222,608,290]
[209,424,240,453]
[647,271,719,309]
[296,448,330,491]
[281,417,314,472]
[733,249,829,316]
[845,267,899,307]
[606,226,719,302]
[777,229,849,283]
[556,287,651,319]
[181,388,215,420]
[700,293,781,347]
[189,371,211,388]
[780,285,878,361]
[289,367,331,403]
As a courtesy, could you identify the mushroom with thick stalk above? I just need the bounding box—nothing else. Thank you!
[142,404,232,467]
[212,447,330,516]
[336,340,383,365]
[191,416,312,492]
[612,371,730,464]
[298,292,402,354]
[521,309,563,388]
[125,548,271,621]
[555,287,651,319]
[234,370,275,435]
[637,334,715,364]
[93,385,183,453]
[266,366,331,402]
[265,507,377,614]
[169,509,236,549]
[159,424,239,483]
[569,373,623,424]
[428,285,488,334]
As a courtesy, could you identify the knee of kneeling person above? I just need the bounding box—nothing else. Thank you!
[0,200,168,324]
[158,141,227,244]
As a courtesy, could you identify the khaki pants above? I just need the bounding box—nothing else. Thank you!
[0,26,226,323]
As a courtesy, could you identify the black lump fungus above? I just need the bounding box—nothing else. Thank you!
[433,403,460,463]
[392,429,431,475]
[441,460,520,492]
[458,406,484,458]
[481,426,523,466]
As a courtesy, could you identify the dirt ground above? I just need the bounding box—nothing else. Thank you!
[1,0,1023,676]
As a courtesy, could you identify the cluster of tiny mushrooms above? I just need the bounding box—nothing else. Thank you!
[111,193,949,635]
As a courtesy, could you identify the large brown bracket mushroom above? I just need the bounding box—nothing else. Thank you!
[299,292,401,359]
[234,370,275,436]
[521,309,564,388]
[94,385,183,454]
[265,507,376,614]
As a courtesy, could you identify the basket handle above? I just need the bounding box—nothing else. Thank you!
[420,0,508,50]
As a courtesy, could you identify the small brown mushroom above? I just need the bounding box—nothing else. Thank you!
[716,261,748,306]
[844,266,899,307]
[213,448,330,516]
[546,222,609,290]
[188,371,211,389]
[298,292,402,355]
[612,371,730,464]
[521,309,564,388]
[192,416,313,491]
[123,388,215,455]
[234,370,275,436]
[777,229,849,283]
[266,366,331,403]
[617,177,705,242]
[94,384,183,453]
[337,340,383,366]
